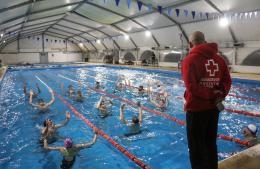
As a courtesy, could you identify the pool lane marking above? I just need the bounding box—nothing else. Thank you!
[55,93,152,169]
[59,73,260,118]
[78,69,260,103]
[224,108,260,118]
[86,68,260,93]
[57,74,251,146]
[36,75,51,90]
[228,94,260,103]
[36,75,152,169]
[58,74,186,126]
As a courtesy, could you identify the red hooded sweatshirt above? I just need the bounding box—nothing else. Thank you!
[181,43,231,112]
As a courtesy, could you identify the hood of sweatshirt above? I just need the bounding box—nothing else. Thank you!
[190,43,218,58]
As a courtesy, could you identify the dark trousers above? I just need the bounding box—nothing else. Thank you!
[186,109,219,169]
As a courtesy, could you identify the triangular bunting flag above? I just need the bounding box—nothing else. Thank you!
[175,9,180,17]
[148,4,153,12]
[137,1,142,11]
[115,0,120,6]
[205,12,209,19]
[254,11,258,17]
[191,11,196,19]
[158,6,162,14]
[184,10,188,17]
[200,12,203,18]
[127,0,131,9]
[167,8,172,16]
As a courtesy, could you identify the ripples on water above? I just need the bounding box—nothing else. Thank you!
[0,67,259,169]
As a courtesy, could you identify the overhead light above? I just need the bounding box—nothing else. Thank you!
[124,34,129,40]
[67,6,72,10]
[97,39,101,44]
[0,33,3,37]
[79,43,83,47]
[145,30,151,37]
[3,40,6,43]
[171,50,181,54]
[219,17,229,27]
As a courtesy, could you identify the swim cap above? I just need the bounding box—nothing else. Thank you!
[247,124,258,135]
[64,138,73,148]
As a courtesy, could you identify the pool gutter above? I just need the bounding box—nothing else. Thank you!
[218,144,260,169]
[0,66,7,81]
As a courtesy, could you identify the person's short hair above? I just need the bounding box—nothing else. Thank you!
[132,116,139,124]
[189,31,205,45]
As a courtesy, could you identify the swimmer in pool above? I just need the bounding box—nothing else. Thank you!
[242,124,260,147]
[95,81,101,89]
[149,92,168,110]
[96,96,113,118]
[29,88,55,111]
[24,82,41,98]
[44,128,98,169]
[40,111,71,144]
[119,102,143,137]
[67,85,75,97]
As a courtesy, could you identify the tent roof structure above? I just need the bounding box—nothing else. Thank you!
[0,0,260,50]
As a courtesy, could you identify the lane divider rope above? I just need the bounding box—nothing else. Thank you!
[57,74,250,146]
[36,75,152,169]
[58,74,185,125]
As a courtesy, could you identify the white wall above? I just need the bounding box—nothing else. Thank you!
[0,34,83,64]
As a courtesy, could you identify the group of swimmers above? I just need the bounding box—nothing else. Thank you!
[23,75,259,169]
[24,82,98,169]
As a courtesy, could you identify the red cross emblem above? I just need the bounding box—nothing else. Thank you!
[205,59,219,76]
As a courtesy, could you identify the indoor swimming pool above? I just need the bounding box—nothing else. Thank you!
[0,65,259,169]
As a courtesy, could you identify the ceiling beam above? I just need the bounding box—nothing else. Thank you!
[0,1,80,26]
[85,1,160,47]
[47,31,71,38]
[71,11,121,49]
[0,0,46,13]
[43,0,88,34]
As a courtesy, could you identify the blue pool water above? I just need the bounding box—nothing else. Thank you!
[0,65,260,169]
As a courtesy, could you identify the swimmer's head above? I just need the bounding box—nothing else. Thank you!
[121,103,126,109]
[138,86,144,91]
[136,101,141,107]
[77,90,82,96]
[43,119,53,127]
[243,124,258,136]
[68,85,73,89]
[38,99,45,106]
[64,138,73,148]
[132,116,139,124]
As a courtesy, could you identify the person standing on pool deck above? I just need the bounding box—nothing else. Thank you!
[182,31,231,169]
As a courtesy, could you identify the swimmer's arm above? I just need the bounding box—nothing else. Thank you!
[44,139,62,151]
[55,112,70,129]
[36,83,41,94]
[29,90,39,107]
[23,84,27,95]
[119,107,127,124]
[45,89,55,108]
[74,134,98,150]
[138,107,143,123]
[96,96,103,109]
